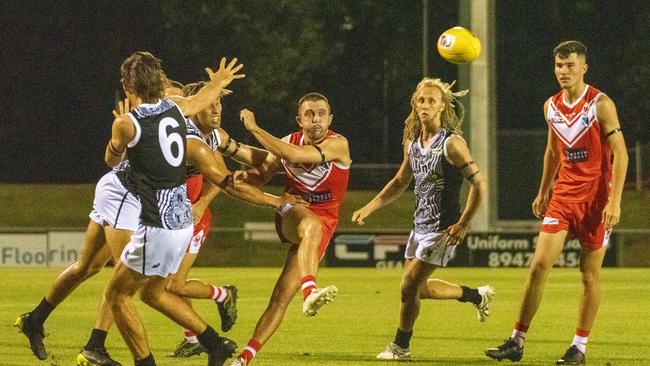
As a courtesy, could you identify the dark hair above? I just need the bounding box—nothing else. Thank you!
[120,51,168,103]
[553,40,587,59]
[297,92,331,112]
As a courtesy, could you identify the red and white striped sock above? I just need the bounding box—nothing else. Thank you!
[184,328,198,343]
[572,328,589,353]
[237,339,262,364]
[208,286,229,303]
[511,322,529,347]
[301,275,317,300]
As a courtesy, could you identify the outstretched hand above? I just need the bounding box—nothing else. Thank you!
[112,98,130,118]
[205,57,246,88]
[351,206,373,226]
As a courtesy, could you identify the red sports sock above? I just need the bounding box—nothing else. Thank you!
[301,275,317,300]
[238,339,262,363]
[576,328,590,337]
[514,321,530,333]
[208,286,228,302]
[184,329,198,342]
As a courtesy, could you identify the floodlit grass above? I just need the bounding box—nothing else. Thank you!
[1,184,648,230]
[3,267,650,365]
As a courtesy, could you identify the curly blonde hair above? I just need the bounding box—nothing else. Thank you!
[402,78,468,144]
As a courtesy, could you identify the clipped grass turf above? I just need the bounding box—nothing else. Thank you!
[2,267,650,365]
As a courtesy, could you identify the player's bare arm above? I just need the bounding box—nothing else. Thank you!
[169,57,245,117]
[244,154,283,187]
[532,101,562,218]
[597,95,628,229]
[240,109,351,165]
[444,135,486,245]
[187,138,304,209]
[352,142,413,226]
[217,127,271,167]
[104,114,135,167]
[191,151,226,224]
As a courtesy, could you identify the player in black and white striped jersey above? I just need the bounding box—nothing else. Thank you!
[352,78,493,361]
[103,52,303,366]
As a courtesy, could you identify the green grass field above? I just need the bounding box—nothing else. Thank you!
[3,267,650,365]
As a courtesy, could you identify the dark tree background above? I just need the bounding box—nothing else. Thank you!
[1,0,648,187]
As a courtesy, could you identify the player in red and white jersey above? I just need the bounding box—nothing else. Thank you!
[228,93,351,366]
[486,41,628,365]
[280,129,350,247]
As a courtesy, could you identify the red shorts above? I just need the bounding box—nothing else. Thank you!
[187,207,212,254]
[274,213,335,261]
[540,198,611,249]
[186,174,203,204]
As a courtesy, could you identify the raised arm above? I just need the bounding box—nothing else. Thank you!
[532,100,562,219]
[187,138,304,209]
[240,109,351,165]
[351,142,413,225]
[105,114,135,167]
[217,128,271,167]
[597,95,628,229]
[444,136,487,245]
[169,57,245,117]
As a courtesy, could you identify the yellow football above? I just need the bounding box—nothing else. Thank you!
[437,26,481,64]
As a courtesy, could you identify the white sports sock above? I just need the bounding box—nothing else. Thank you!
[511,329,527,347]
[571,335,588,353]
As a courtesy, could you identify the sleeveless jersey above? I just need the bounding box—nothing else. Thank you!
[408,128,463,234]
[546,85,612,203]
[280,130,350,231]
[117,99,192,229]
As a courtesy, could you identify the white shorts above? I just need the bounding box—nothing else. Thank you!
[89,171,140,231]
[120,225,193,277]
[187,228,206,254]
[404,230,457,267]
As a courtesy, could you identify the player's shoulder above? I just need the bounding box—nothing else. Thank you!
[326,130,349,144]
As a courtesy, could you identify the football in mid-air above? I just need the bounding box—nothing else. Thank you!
[437,26,481,64]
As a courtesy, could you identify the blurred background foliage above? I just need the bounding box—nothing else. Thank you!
[1,0,648,184]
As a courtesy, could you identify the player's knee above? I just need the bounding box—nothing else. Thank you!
[581,270,600,287]
[165,279,186,296]
[400,276,420,299]
[418,283,434,299]
[529,259,553,277]
[139,286,160,307]
[297,217,322,240]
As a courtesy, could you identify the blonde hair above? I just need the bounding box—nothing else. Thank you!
[402,78,468,144]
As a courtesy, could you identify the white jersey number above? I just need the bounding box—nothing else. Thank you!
[159,117,184,167]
